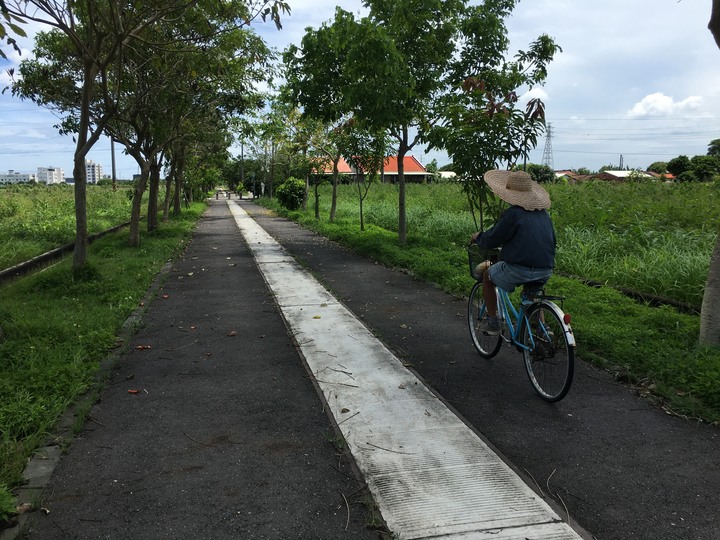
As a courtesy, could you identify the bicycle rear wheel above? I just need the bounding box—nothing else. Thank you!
[468,281,502,358]
[521,301,574,402]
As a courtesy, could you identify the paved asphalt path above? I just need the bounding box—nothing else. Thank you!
[14,199,720,539]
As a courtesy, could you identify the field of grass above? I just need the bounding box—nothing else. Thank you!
[260,180,720,425]
[0,184,135,270]
[0,200,204,522]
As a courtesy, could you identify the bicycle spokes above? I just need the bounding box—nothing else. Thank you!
[522,303,574,402]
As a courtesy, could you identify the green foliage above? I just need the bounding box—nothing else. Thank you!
[521,163,555,183]
[275,177,306,210]
[0,484,14,523]
[708,138,720,157]
[678,170,699,183]
[647,161,668,174]
[667,155,691,176]
[690,154,720,181]
[0,201,204,501]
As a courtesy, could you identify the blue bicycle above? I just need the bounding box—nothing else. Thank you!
[467,245,576,402]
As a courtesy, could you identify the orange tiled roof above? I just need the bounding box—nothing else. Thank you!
[315,155,428,175]
[314,157,353,174]
[382,155,427,174]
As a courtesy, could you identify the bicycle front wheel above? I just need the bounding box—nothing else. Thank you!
[468,281,502,358]
[521,301,574,402]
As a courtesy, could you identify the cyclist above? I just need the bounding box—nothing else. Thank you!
[470,169,556,335]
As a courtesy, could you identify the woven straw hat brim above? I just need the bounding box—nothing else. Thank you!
[484,170,551,210]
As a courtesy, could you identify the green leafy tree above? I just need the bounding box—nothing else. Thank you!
[7,0,199,272]
[690,155,720,181]
[667,155,691,176]
[708,138,720,157]
[647,161,668,174]
[522,163,555,184]
[428,0,560,230]
[284,8,365,223]
[342,119,393,231]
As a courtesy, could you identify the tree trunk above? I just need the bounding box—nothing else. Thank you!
[330,154,340,223]
[710,0,720,48]
[174,153,185,215]
[72,156,88,272]
[397,141,408,245]
[71,60,101,273]
[699,2,720,346]
[700,233,720,346]
[147,158,160,231]
[129,161,150,247]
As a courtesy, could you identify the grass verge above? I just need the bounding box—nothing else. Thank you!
[0,202,204,522]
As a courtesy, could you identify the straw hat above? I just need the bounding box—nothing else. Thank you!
[483,170,551,211]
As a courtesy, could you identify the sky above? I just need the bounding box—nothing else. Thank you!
[1,0,718,178]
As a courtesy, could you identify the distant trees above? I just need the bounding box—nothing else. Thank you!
[663,151,719,182]
[667,155,692,176]
[647,161,668,174]
[5,0,289,269]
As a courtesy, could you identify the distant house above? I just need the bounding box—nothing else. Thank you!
[554,170,582,183]
[596,170,653,181]
[646,171,676,181]
[316,155,431,183]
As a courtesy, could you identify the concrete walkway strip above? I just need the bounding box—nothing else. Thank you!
[228,201,585,540]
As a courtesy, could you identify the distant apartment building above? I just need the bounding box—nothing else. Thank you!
[85,159,103,184]
[37,166,65,185]
[0,170,36,185]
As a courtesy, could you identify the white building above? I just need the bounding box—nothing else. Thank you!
[0,170,35,185]
[85,159,103,184]
[37,166,65,185]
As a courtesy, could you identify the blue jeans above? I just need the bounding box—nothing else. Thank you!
[488,261,552,292]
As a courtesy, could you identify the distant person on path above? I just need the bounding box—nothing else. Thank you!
[470,170,556,335]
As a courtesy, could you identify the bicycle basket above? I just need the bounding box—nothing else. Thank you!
[467,244,499,281]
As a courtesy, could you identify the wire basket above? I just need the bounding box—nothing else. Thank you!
[467,244,499,281]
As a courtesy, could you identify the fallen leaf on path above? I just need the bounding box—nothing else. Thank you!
[227,330,237,336]
[341,408,350,413]
[398,384,406,390]
[16,503,32,515]
[135,345,152,350]
[313,316,322,319]
[162,294,169,299]
[127,389,140,394]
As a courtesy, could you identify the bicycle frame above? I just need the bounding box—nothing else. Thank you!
[495,287,576,349]
[495,287,533,350]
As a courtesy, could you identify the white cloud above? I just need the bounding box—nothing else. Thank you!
[627,92,703,118]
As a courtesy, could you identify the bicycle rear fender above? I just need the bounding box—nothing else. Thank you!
[540,300,576,347]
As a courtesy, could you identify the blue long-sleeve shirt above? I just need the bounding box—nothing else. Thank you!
[475,206,556,269]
